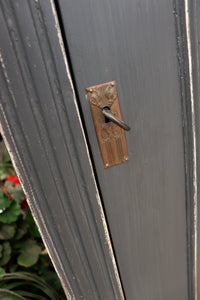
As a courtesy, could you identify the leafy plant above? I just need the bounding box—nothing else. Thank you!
[0,147,15,181]
[0,144,65,299]
[0,272,64,300]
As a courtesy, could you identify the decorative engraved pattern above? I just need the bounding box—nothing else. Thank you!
[89,89,102,107]
[101,128,110,141]
[116,138,124,161]
[104,85,117,107]
[87,81,129,168]
[105,141,114,166]
[112,124,122,138]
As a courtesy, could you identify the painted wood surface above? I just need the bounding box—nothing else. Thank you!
[185,0,200,297]
[173,1,200,298]
[0,1,124,299]
[57,0,190,299]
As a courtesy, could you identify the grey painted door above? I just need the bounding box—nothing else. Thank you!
[56,0,192,299]
[1,0,199,299]
[0,1,124,299]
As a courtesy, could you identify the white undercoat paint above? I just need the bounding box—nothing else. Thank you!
[49,0,125,299]
[185,0,198,299]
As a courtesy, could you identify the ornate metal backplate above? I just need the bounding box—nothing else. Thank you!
[86,81,129,168]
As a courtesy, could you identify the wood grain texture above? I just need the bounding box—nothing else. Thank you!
[182,0,200,298]
[173,1,199,299]
[57,0,189,299]
[0,1,124,299]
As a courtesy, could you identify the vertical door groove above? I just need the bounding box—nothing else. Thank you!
[53,0,126,297]
[0,1,125,299]
[174,1,200,299]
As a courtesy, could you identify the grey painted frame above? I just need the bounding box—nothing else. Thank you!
[55,0,200,298]
[0,0,200,299]
[174,0,200,299]
[0,1,124,299]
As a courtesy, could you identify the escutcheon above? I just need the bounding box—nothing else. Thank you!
[86,81,130,168]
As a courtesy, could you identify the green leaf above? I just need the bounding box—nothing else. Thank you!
[3,184,24,205]
[0,224,16,240]
[0,295,21,300]
[0,145,15,180]
[0,272,65,300]
[0,193,11,210]
[25,214,40,238]
[0,201,21,224]
[0,267,5,274]
[10,188,24,205]
[17,239,41,267]
[0,168,14,181]
[15,291,47,300]
[42,270,63,293]
[2,145,11,163]
[0,282,25,290]
[0,242,11,266]
[0,289,25,300]
[8,264,18,273]
[14,220,28,241]
[4,181,14,193]
[0,245,3,258]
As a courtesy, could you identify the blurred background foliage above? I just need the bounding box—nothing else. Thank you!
[0,141,65,300]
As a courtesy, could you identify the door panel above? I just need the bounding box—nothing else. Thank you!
[57,0,188,299]
[0,1,124,299]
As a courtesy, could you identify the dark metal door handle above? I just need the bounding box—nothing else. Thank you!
[102,107,130,131]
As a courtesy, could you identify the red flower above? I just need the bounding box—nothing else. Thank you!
[7,175,14,182]
[9,195,13,200]
[14,176,20,185]
[20,198,28,209]
[6,175,20,185]
[43,256,50,266]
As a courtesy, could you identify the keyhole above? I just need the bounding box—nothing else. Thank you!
[103,106,111,123]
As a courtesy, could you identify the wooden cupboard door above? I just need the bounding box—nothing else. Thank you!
[0,1,125,299]
[1,0,200,299]
[56,0,191,299]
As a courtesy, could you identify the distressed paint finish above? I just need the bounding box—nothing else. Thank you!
[184,1,198,298]
[57,0,192,299]
[0,1,124,299]
[1,0,200,299]
[173,1,200,299]
[182,0,200,298]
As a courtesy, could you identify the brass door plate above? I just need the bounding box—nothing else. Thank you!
[86,81,129,168]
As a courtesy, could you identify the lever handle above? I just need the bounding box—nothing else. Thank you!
[102,107,130,131]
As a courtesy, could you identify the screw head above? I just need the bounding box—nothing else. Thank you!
[125,157,129,161]
[89,88,93,92]
[105,163,109,167]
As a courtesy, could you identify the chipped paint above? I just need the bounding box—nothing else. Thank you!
[0,40,73,296]
[185,0,198,298]
[0,1,124,298]
[0,104,73,300]
[49,0,124,298]
[0,52,16,106]
[96,192,125,298]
